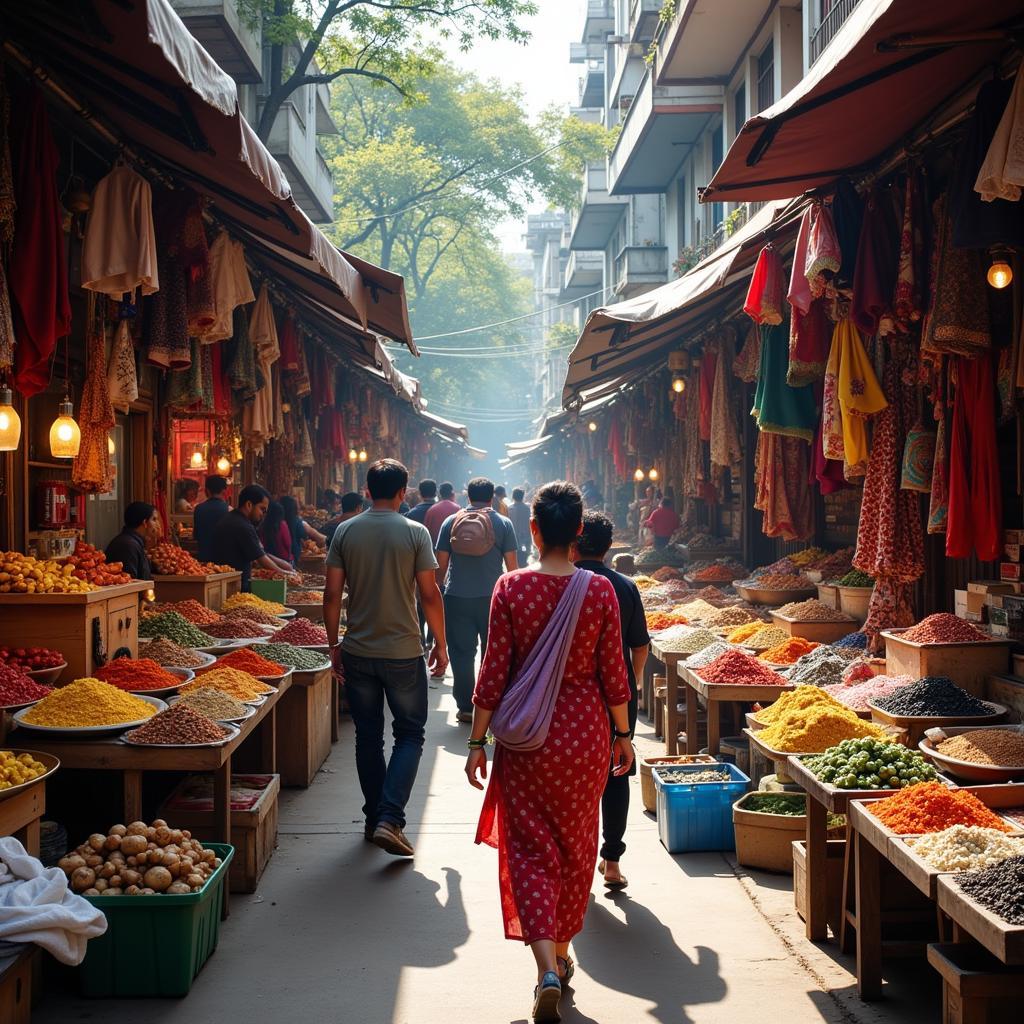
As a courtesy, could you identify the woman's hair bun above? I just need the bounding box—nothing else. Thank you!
[531,481,583,549]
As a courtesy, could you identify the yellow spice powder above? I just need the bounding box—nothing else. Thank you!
[726,622,762,644]
[755,686,847,725]
[758,702,889,753]
[179,667,271,700]
[222,593,287,616]
[23,678,156,727]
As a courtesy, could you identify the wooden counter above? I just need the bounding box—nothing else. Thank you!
[0,581,151,679]
[0,779,46,856]
[152,571,242,612]
[276,666,333,787]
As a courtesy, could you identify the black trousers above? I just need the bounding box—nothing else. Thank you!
[600,690,638,863]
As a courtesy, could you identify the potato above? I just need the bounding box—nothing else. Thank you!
[104,834,121,851]
[106,887,122,896]
[186,873,205,889]
[58,854,86,875]
[170,829,183,844]
[179,858,194,874]
[181,829,191,840]
[83,888,100,896]
[93,878,107,892]
[85,854,103,869]
[167,881,191,895]
[145,827,156,840]
[120,835,147,856]
[143,866,173,892]
[99,863,115,880]
[126,821,147,836]
[109,824,127,837]
[71,867,96,892]
[126,856,137,867]
[87,833,106,852]
[124,885,141,896]
[152,819,167,829]
[122,869,141,887]
[109,875,121,888]
[140,888,155,895]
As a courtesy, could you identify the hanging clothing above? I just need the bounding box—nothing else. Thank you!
[754,432,813,541]
[831,178,863,291]
[805,203,841,297]
[788,206,814,318]
[788,299,831,387]
[172,189,214,336]
[734,324,761,382]
[851,185,902,338]
[165,339,204,410]
[242,284,280,451]
[72,301,115,494]
[709,338,741,471]
[975,63,1024,201]
[946,353,1002,562]
[751,322,817,441]
[226,305,258,402]
[891,166,928,333]
[8,83,71,397]
[811,418,848,495]
[199,230,254,343]
[743,245,785,325]
[106,319,138,413]
[80,164,158,299]
[834,318,887,477]
[144,187,193,370]
[698,348,716,441]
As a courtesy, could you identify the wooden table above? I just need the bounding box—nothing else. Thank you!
[649,640,691,754]
[0,779,46,856]
[7,677,290,916]
[681,666,792,757]
[276,666,332,786]
[152,571,242,613]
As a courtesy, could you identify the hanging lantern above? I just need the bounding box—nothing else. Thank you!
[49,397,81,458]
[0,385,21,451]
[987,247,1013,290]
[215,455,232,475]
[587,420,598,432]
[671,375,686,394]
[633,468,645,482]
[358,449,368,463]
[189,444,207,471]
[348,448,358,463]
[648,468,659,481]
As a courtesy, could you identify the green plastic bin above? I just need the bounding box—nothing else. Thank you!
[78,843,234,997]
[250,578,287,604]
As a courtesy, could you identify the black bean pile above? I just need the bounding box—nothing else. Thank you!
[954,856,1024,924]
[872,676,993,717]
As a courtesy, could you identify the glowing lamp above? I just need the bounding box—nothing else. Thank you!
[107,434,116,456]
[348,448,358,462]
[358,449,368,463]
[49,399,81,458]
[587,421,598,432]
[671,376,686,394]
[0,386,21,451]
[648,468,659,481]
[988,249,1013,290]
[633,468,645,482]
[216,455,232,475]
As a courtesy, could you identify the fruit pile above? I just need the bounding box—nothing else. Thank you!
[805,737,938,790]
[0,750,49,789]
[65,541,131,586]
[0,645,65,671]
[300,539,321,557]
[149,543,232,576]
[0,552,94,594]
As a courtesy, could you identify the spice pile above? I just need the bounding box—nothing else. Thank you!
[740,573,812,591]
[257,643,331,670]
[650,566,684,582]
[0,552,93,594]
[0,646,64,671]
[900,613,988,645]
[149,543,232,576]
[690,564,741,583]
[180,668,271,701]
[953,858,1024,924]
[835,568,874,588]
[139,612,215,648]
[656,628,720,656]
[202,618,269,639]
[743,625,791,652]
[221,605,282,626]
[805,737,938,789]
[833,631,869,650]
[176,688,249,721]
[868,782,1013,833]
[206,648,286,677]
[843,660,877,685]
[646,611,690,632]
[742,793,806,815]
[124,704,229,745]
[633,576,659,591]
[776,598,853,622]
[758,637,820,665]
[658,768,734,784]
[60,820,222,896]
[139,638,208,668]
[64,541,131,585]
[872,676,994,718]
[809,548,854,576]
[22,678,157,727]
[0,666,53,706]
[271,618,329,645]
[222,592,288,617]
[698,650,787,687]
[0,750,49,789]
[675,599,720,621]
[681,641,736,670]
[726,621,763,644]
[789,547,827,567]
[701,606,759,628]
[95,658,182,692]
[935,729,1024,767]
[823,674,914,712]
[758,703,889,753]
[791,651,852,687]
[910,826,1024,871]
[752,557,798,577]
[286,590,324,604]
[147,599,219,626]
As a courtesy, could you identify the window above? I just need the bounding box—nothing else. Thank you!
[733,83,746,139]
[756,41,775,113]
[711,125,724,233]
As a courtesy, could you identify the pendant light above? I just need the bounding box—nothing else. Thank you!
[987,247,1013,290]
[633,468,645,482]
[587,420,598,432]
[648,468,659,481]
[671,375,686,394]
[358,449,368,463]
[49,339,81,459]
[215,455,232,475]
[0,380,21,451]
[348,448,358,463]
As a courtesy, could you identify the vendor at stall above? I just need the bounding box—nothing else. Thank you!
[104,502,160,580]
[174,479,199,513]
[644,498,680,550]
[281,495,326,563]
[211,484,298,590]
[194,475,231,563]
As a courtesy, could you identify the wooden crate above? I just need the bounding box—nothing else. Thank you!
[160,774,280,894]
[816,583,840,610]
[276,667,333,787]
[793,839,845,934]
[768,612,856,644]
[0,948,37,1024]
[987,675,1024,724]
[882,630,1011,697]
[927,943,1024,1023]
[936,877,1024,965]
[0,581,150,679]
[152,571,242,613]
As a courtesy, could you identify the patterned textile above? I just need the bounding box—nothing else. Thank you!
[474,569,630,943]
[752,322,817,442]
[72,300,115,494]
[900,424,935,493]
[710,336,741,470]
[165,339,204,410]
[144,199,191,370]
[892,166,927,332]
[837,318,888,477]
[975,62,1024,201]
[863,579,916,655]
[698,348,716,441]
[805,203,842,296]
[852,185,902,338]
[928,361,950,534]
[788,299,831,386]
[225,305,258,402]
[734,323,761,382]
[106,319,138,413]
[743,244,785,325]
[754,432,813,541]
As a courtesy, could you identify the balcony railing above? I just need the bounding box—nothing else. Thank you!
[809,0,862,66]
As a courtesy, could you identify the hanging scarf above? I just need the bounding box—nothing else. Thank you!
[805,203,841,297]
[836,318,887,477]
[72,298,115,494]
[751,322,817,441]
[831,178,864,291]
[851,185,902,338]
[734,323,761,382]
[743,244,785,325]
[698,348,716,442]
[710,337,741,470]
[891,166,927,332]
[106,319,138,413]
[754,432,813,541]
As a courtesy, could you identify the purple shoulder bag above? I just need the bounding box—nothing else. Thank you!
[489,568,593,752]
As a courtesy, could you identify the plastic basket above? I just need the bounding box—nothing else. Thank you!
[654,763,749,853]
[250,578,287,604]
[78,843,234,997]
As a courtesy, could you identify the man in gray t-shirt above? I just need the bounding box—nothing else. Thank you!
[324,459,447,859]
[435,477,517,723]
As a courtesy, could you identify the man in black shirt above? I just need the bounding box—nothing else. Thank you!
[194,475,231,563]
[211,484,297,590]
[574,509,650,889]
[104,502,159,580]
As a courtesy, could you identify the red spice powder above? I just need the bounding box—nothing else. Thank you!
[201,648,285,677]
[697,649,786,686]
[95,658,181,691]
[867,781,1013,834]
[900,613,987,645]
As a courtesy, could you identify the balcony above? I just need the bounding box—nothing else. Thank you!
[577,62,605,109]
[170,0,262,82]
[561,250,604,300]
[581,0,614,44]
[607,71,722,194]
[810,0,863,65]
[266,101,335,223]
[629,0,663,43]
[614,245,668,297]
[569,163,628,251]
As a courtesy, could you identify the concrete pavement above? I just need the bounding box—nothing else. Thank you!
[36,674,940,1024]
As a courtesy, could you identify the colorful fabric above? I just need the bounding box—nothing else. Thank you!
[106,319,138,413]
[699,348,717,441]
[900,425,935,494]
[754,432,813,541]
[734,324,761,382]
[851,185,902,338]
[788,299,830,386]
[751,322,817,441]
[805,203,841,297]
[836,318,887,475]
[743,244,785,326]
[892,166,927,332]
[928,361,950,534]
[72,300,115,494]
[710,336,741,470]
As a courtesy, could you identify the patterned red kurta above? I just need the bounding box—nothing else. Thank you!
[474,569,631,944]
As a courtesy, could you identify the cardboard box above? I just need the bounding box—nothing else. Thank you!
[1000,563,1022,582]
[1005,529,1024,547]
[1005,542,1021,563]
[954,589,968,618]
[967,581,1017,616]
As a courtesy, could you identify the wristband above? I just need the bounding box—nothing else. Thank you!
[613,729,631,739]
[467,739,486,750]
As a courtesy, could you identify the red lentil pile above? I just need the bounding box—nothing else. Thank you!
[271,618,328,645]
[868,781,1014,834]
[900,613,988,645]
[697,649,787,686]
[203,648,285,677]
[0,665,53,706]
[148,600,219,626]
[94,658,182,691]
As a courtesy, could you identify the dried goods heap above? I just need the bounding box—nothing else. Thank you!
[180,667,271,701]
[222,592,288,617]
[698,649,786,687]
[202,648,286,677]
[124,704,229,745]
[743,625,791,652]
[201,618,269,639]
[146,599,219,625]
[23,678,156,727]
[656,628,720,656]
[0,666,53,706]
[911,826,1023,871]
[95,658,182,692]
[822,674,914,712]
[899,613,988,645]
[256,643,330,670]
[953,857,1024,925]
[176,688,249,721]
[872,676,993,717]
[757,637,820,665]
[271,618,329,645]
[776,598,853,622]
[139,638,208,668]
[868,781,1013,833]
[139,612,215,648]
[936,729,1024,766]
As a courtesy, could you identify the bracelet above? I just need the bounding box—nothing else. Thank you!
[467,739,486,750]
[613,729,631,739]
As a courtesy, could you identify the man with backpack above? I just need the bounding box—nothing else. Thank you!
[435,477,518,723]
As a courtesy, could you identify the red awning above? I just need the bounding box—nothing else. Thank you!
[703,0,1023,204]
[3,0,415,352]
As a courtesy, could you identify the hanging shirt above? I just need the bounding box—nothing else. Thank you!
[199,230,254,343]
[81,164,158,298]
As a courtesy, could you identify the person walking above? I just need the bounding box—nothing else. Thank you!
[492,485,509,516]
[466,481,633,1023]
[211,484,297,590]
[424,481,460,542]
[323,491,364,545]
[324,459,448,858]
[573,510,649,889]
[643,496,680,550]
[406,479,438,648]
[193,475,230,563]
[507,487,532,568]
[436,478,517,724]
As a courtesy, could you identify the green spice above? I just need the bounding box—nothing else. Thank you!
[256,643,330,670]
[837,568,874,588]
[742,793,806,816]
[139,611,215,647]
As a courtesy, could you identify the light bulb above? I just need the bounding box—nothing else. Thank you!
[358,449,368,462]
[49,399,81,458]
[348,448,358,462]
[648,468,659,481]
[587,421,598,432]
[216,456,232,475]
[633,468,645,482]
[0,387,20,451]
[988,259,1013,289]
[672,376,686,394]
[107,434,116,455]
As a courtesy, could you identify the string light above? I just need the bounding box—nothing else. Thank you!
[0,385,21,451]
[988,248,1013,289]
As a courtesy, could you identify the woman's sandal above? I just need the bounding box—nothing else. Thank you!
[532,971,562,1023]
[598,859,629,890]
[557,955,575,984]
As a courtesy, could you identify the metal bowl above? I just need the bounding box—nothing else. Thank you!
[918,724,1024,783]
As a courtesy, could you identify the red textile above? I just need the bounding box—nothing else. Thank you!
[9,84,71,397]
[699,349,717,441]
[474,570,630,943]
[279,314,300,372]
[743,245,784,325]
[946,354,1001,561]
[210,343,230,416]
[851,185,902,338]
[607,415,627,478]
[753,432,813,541]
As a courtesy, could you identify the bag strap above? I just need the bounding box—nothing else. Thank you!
[515,568,593,681]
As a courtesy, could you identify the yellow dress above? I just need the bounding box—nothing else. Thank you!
[836,318,887,475]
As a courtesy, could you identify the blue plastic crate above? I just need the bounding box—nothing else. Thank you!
[654,762,750,853]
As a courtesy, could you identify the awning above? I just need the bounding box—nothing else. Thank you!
[3,0,415,352]
[504,435,555,466]
[561,198,803,406]
[703,0,1023,204]
[420,411,470,442]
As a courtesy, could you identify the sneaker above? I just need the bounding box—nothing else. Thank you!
[456,710,473,724]
[532,972,561,1023]
[372,822,415,857]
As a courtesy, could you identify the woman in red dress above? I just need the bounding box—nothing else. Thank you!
[466,481,633,1023]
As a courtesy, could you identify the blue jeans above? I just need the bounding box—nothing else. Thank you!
[444,594,491,713]
[341,652,428,831]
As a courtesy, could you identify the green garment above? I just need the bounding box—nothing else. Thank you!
[751,322,818,441]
